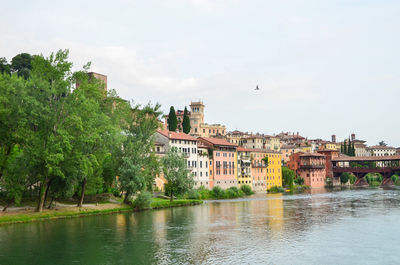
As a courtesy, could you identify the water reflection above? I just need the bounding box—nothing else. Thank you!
[1,189,400,264]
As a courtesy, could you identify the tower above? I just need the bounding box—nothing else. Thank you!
[189,101,205,135]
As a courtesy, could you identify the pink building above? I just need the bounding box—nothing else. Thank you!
[198,137,238,189]
[297,153,326,188]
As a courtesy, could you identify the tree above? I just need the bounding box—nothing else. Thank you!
[118,103,161,203]
[167,106,177,132]
[10,53,33,79]
[182,106,191,134]
[162,147,194,201]
[351,141,355,156]
[294,177,304,185]
[0,57,10,75]
[378,141,387,146]
[343,140,347,155]
[340,172,351,184]
[282,167,294,190]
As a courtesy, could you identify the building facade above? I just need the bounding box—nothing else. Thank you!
[237,147,252,187]
[198,137,238,189]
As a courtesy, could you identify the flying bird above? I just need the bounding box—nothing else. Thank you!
[255,85,260,90]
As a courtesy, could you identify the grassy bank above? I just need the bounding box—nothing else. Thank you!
[0,198,202,225]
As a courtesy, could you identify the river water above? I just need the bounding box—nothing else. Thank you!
[1,188,400,265]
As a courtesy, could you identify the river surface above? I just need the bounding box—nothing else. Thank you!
[1,188,400,265]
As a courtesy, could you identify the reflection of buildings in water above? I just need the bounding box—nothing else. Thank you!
[266,194,284,235]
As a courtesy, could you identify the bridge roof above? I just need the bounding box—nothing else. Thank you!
[332,155,400,162]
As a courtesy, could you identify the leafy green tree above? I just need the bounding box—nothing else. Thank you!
[21,50,76,212]
[167,106,177,132]
[378,141,387,146]
[182,106,191,134]
[118,103,161,203]
[282,167,294,190]
[0,73,27,180]
[10,53,33,79]
[294,177,304,185]
[0,57,10,75]
[340,172,351,184]
[162,147,194,201]
[343,140,347,155]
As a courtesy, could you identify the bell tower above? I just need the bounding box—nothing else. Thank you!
[189,101,205,135]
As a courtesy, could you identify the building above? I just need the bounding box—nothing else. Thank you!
[281,145,301,163]
[277,132,305,146]
[288,152,327,188]
[297,153,326,188]
[197,137,238,189]
[237,147,252,187]
[189,102,226,137]
[265,135,281,151]
[242,135,266,149]
[196,142,211,188]
[250,149,268,192]
[265,151,282,190]
[317,150,340,178]
[367,145,396,157]
[155,130,199,187]
[163,101,226,137]
[88,72,107,91]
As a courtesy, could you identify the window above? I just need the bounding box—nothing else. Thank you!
[200,161,202,168]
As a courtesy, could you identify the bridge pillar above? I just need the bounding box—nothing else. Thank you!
[353,173,368,187]
[381,177,394,187]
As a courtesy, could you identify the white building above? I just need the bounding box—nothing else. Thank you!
[367,145,396,157]
[156,130,199,179]
[196,143,211,188]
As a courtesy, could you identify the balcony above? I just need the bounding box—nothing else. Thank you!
[300,164,325,169]
[252,162,267,168]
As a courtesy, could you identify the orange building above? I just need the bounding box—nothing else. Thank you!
[288,152,327,188]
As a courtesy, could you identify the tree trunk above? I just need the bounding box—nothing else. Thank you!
[123,191,131,204]
[2,201,11,212]
[47,196,54,209]
[43,179,52,207]
[170,191,173,202]
[36,180,47,212]
[78,178,87,207]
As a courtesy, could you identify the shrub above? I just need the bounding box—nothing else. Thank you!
[225,188,236,198]
[240,184,253,195]
[340,172,351,184]
[268,186,285,193]
[349,175,357,185]
[187,189,200,200]
[198,188,213,200]
[132,191,152,210]
[212,186,225,199]
[294,177,304,185]
[391,175,398,183]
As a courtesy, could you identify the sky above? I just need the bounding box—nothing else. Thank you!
[1,0,399,146]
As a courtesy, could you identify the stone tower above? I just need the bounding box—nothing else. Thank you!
[189,101,205,135]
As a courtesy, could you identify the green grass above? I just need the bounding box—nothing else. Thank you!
[0,206,132,225]
[150,198,202,209]
[0,198,203,225]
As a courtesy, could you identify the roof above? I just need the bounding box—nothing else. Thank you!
[367,145,396,150]
[299,152,325,157]
[198,137,238,148]
[157,130,197,141]
[332,155,400,162]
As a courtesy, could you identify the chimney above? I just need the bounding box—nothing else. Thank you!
[332,134,336,143]
[351,133,355,141]
[168,132,172,138]
[297,132,299,136]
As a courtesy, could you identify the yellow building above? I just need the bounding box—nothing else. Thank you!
[236,147,252,187]
[265,151,282,190]
[301,146,312,153]
[324,142,337,151]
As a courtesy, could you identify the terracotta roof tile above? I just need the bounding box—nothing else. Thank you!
[157,130,197,141]
[198,137,238,148]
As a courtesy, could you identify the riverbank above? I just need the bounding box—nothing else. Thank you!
[0,198,202,225]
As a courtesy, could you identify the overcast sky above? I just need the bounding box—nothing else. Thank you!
[1,0,399,146]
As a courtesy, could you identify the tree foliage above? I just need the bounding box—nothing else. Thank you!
[282,167,294,190]
[167,106,177,132]
[0,50,161,212]
[162,147,194,201]
[182,106,191,134]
